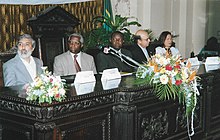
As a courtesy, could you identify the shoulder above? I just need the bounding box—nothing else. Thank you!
[122,48,132,54]
[97,52,107,57]
[156,46,163,49]
[55,51,70,59]
[130,44,142,51]
[170,47,179,52]
[33,57,41,62]
[33,57,43,65]
[170,46,178,50]
[155,46,164,51]
[81,52,93,58]
[3,55,19,67]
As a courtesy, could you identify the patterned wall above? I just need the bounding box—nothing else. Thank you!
[0,0,103,52]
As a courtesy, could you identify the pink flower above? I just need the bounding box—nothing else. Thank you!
[50,78,53,83]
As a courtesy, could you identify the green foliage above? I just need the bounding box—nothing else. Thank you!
[83,14,142,50]
[154,83,179,101]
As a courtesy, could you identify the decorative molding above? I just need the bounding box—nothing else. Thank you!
[175,106,187,131]
[34,122,56,132]
[115,88,154,103]
[140,111,168,139]
[60,113,111,140]
[54,94,114,116]
[0,100,36,117]
[113,105,136,113]
[0,93,114,120]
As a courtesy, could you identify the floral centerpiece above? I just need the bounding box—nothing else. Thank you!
[26,67,66,104]
[136,54,200,137]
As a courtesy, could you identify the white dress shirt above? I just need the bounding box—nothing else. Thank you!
[20,56,37,80]
[156,46,181,56]
[71,52,82,67]
[139,45,150,61]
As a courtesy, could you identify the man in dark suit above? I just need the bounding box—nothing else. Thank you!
[128,30,152,65]
[96,31,134,73]
[3,34,43,86]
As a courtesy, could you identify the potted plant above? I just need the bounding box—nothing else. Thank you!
[83,14,142,50]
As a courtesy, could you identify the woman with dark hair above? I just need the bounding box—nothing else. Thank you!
[155,31,180,56]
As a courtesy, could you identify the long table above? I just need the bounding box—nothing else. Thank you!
[0,65,220,140]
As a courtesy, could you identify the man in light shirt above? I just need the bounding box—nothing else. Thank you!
[53,33,97,76]
[3,34,43,86]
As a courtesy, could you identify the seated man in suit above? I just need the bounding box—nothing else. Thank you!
[96,31,134,73]
[53,33,97,76]
[3,34,43,87]
[128,30,152,65]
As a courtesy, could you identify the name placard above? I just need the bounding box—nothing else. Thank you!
[205,56,220,64]
[187,57,200,66]
[74,71,96,95]
[204,57,220,72]
[101,68,121,90]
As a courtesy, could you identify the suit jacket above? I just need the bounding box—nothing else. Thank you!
[96,48,134,73]
[129,44,149,64]
[3,54,43,87]
[53,51,97,76]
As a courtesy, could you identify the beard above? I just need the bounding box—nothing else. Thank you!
[18,49,32,59]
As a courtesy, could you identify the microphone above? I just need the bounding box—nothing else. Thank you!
[103,46,119,55]
[97,45,147,70]
[96,45,118,55]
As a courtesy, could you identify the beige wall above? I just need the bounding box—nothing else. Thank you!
[111,0,207,58]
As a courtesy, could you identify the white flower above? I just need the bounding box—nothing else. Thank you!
[47,88,55,97]
[160,74,169,84]
[59,88,66,96]
[26,67,66,104]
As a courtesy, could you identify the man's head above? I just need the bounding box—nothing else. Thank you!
[17,34,35,59]
[134,30,150,48]
[68,33,84,54]
[110,31,124,49]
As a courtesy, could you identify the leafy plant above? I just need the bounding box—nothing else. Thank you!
[83,14,142,49]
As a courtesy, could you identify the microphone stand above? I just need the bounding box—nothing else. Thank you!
[108,47,148,70]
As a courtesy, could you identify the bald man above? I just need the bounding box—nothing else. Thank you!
[129,30,152,64]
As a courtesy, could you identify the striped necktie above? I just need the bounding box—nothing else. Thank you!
[74,55,81,72]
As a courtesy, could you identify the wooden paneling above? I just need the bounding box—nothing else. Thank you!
[0,1,103,52]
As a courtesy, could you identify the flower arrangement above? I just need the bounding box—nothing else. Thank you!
[26,67,66,104]
[136,54,200,117]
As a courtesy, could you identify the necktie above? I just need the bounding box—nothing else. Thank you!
[145,49,150,61]
[74,55,81,72]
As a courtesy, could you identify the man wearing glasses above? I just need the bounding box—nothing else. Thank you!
[53,33,97,76]
[3,34,43,86]
[129,30,152,65]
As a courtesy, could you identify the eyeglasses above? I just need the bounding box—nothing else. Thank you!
[141,38,150,41]
[68,41,81,45]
